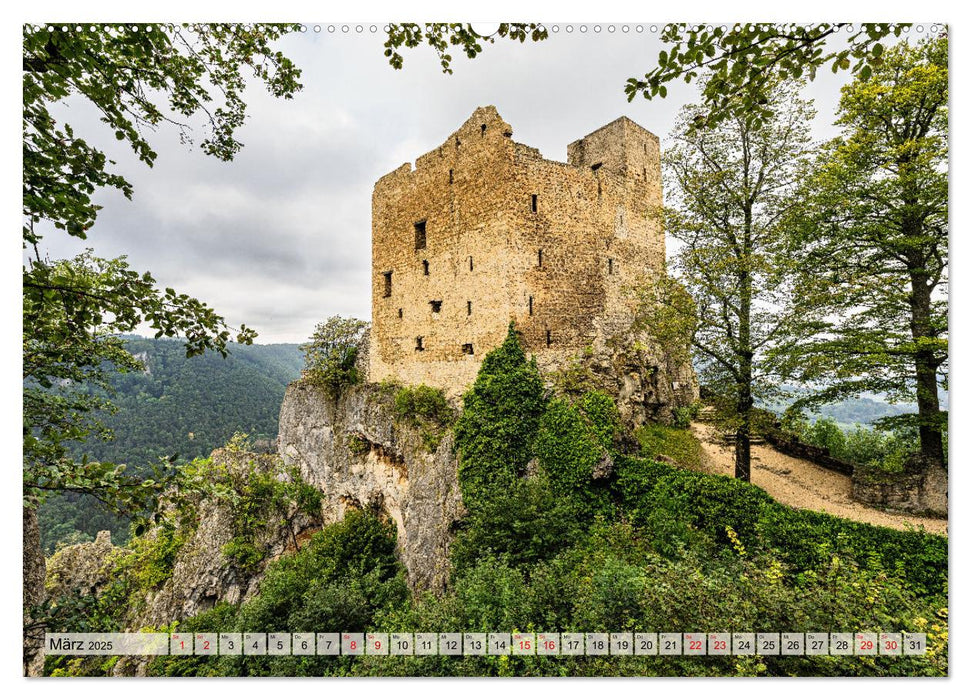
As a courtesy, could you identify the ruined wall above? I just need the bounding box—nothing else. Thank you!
[370,106,694,418]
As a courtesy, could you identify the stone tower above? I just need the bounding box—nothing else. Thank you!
[370,106,696,424]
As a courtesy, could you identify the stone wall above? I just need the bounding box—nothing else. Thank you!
[852,457,948,517]
[369,106,695,421]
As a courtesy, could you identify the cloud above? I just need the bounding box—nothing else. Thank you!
[33,27,855,343]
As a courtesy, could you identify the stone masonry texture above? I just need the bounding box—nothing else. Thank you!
[370,106,696,422]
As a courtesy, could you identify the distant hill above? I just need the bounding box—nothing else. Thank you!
[808,396,915,427]
[38,337,304,553]
[764,385,948,429]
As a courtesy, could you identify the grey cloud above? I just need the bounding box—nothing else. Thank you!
[35,28,856,344]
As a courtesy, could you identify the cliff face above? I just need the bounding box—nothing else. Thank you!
[278,381,463,593]
[44,450,320,632]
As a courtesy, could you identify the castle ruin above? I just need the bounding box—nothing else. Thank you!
[370,106,696,424]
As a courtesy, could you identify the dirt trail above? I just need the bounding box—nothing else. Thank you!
[690,422,947,536]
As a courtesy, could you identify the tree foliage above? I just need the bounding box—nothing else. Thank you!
[652,80,822,480]
[788,37,948,468]
[23,22,305,523]
[384,23,547,73]
[22,28,304,671]
[299,316,370,399]
[23,23,302,245]
[627,23,913,127]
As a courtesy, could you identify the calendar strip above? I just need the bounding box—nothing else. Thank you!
[45,632,926,657]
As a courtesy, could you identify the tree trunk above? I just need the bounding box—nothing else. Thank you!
[734,415,752,481]
[23,503,46,677]
[909,264,945,468]
[735,199,754,482]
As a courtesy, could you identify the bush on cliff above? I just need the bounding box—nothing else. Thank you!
[300,316,369,398]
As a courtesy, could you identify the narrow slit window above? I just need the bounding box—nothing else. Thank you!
[455,136,461,149]
[468,256,473,271]
[449,169,454,184]
[591,162,602,172]
[415,336,424,352]
[430,300,442,313]
[538,249,543,268]
[383,271,392,298]
[422,260,429,276]
[414,221,427,250]
[530,194,538,213]
[480,123,487,135]
[528,296,533,316]
[462,343,474,355]
[398,308,403,319]
[546,330,552,347]
[467,300,472,316]
[643,167,647,179]
[608,258,614,274]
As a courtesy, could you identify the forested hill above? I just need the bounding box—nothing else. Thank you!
[77,337,304,466]
[38,338,304,553]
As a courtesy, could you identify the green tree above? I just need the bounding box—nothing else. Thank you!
[790,37,948,469]
[22,22,303,675]
[656,80,821,481]
[300,316,370,398]
[626,23,913,127]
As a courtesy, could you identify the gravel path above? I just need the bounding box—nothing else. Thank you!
[691,422,947,536]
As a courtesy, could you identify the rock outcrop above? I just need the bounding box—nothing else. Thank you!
[278,381,463,593]
[44,449,320,635]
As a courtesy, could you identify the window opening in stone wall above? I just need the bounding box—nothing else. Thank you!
[546,330,552,347]
[591,162,602,171]
[608,258,614,274]
[481,123,487,135]
[643,167,647,179]
[467,300,472,316]
[430,300,442,313]
[462,343,474,354]
[538,249,543,267]
[423,260,429,275]
[468,256,473,271]
[414,220,427,250]
[456,136,461,149]
[398,308,403,319]
[383,271,392,297]
[531,194,537,213]
[415,336,424,351]
[528,296,533,315]
[449,169,454,184]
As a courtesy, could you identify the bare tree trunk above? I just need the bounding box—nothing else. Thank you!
[23,503,46,677]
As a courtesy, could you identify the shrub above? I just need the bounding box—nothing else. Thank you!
[300,316,369,398]
[450,477,584,573]
[534,393,617,518]
[672,401,701,429]
[149,510,407,677]
[802,416,847,457]
[393,384,455,451]
[454,323,547,510]
[635,423,706,470]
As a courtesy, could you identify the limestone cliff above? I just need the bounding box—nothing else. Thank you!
[278,381,463,593]
[44,448,321,634]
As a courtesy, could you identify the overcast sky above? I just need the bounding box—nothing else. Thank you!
[36,24,928,344]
